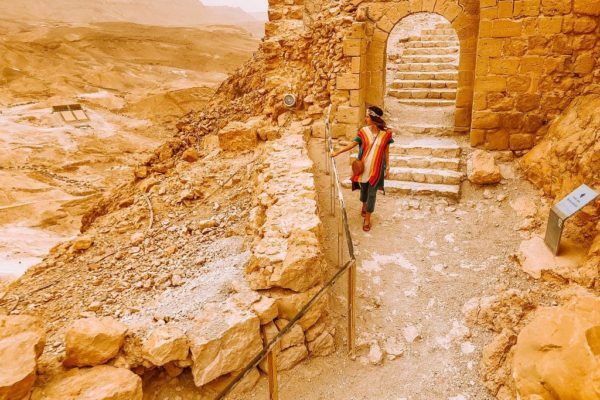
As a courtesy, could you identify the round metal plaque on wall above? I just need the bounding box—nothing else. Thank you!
[283,94,297,108]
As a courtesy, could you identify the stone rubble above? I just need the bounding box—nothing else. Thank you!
[63,317,128,367]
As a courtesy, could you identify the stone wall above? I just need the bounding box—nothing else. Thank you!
[471,0,600,150]
[177,0,600,153]
[332,0,480,138]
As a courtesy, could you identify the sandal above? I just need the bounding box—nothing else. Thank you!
[362,221,371,232]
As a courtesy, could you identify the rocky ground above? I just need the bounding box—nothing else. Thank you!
[0,19,258,279]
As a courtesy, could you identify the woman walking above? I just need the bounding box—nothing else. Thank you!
[331,106,394,232]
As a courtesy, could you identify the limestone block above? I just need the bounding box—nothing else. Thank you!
[0,332,43,400]
[342,39,365,57]
[348,22,366,39]
[574,0,600,15]
[509,134,535,150]
[472,112,500,129]
[189,310,262,387]
[142,326,189,367]
[277,344,308,371]
[332,123,358,139]
[476,76,507,92]
[336,106,362,125]
[0,315,46,356]
[513,297,600,399]
[64,317,128,367]
[275,319,305,350]
[202,368,260,396]
[336,74,361,90]
[218,118,262,152]
[252,296,279,325]
[275,286,327,331]
[269,229,324,292]
[31,366,142,400]
[307,332,335,357]
[485,130,510,150]
[573,53,596,74]
[467,150,502,185]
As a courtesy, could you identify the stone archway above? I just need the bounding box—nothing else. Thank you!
[334,0,479,138]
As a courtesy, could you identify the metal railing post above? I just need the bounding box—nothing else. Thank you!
[338,212,343,267]
[347,260,357,357]
[267,350,279,400]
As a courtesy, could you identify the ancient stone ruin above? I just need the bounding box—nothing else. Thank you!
[0,0,599,399]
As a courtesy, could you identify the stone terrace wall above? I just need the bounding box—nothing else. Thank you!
[471,0,600,151]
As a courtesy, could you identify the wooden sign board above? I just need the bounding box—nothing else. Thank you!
[544,184,598,255]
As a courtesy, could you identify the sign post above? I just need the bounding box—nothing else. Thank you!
[544,184,598,255]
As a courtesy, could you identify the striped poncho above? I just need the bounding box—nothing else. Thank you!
[351,126,394,190]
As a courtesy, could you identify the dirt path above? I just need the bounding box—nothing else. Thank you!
[244,136,539,400]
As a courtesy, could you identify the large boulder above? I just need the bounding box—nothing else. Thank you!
[64,317,128,367]
[512,296,600,399]
[31,365,142,400]
[467,150,502,185]
[217,117,264,151]
[188,309,262,387]
[142,325,189,367]
[0,316,46,400]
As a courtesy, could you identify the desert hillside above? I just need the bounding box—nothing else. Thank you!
[0,19,258,279]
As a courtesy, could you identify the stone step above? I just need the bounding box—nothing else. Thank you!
[409,34,457,42]
[395,62,458,72]
[396,55,458,64]
[342,179,460,200]
[435,23,453,29]
[388,88,457,100]
[421,29,456,35]
[390,139,461,157]
[402,47,459,55]
[394,71,458,81]
[386,124,469,137]
[390,80,457,89]
[388,166,463,185]
[404,41,458,48]
[391,98,456,107]
[351,153,460,170]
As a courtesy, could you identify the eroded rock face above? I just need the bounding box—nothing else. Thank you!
[513,296,600,399]
[467,150,502,185]
[64,317,128,367]
[188,309,262,387]
[142,325,189,367]
[0,316,46,400]
[31,365,142,400]
[521,94,600,288]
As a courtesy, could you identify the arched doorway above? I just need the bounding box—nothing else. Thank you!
[350,1,479,135]
[385,13,459,135]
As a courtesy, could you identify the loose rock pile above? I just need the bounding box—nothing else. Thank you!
[0,115,333,397]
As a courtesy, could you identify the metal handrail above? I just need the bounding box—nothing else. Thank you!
[218,105,357,400]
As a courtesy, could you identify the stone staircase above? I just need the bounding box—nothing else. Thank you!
[343,136,463,200]
[387,23,459,108]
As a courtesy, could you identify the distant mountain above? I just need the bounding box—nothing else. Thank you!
[249,12,268,21]
[0,0,262,29]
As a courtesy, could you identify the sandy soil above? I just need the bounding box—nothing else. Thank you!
[0,20,258,278]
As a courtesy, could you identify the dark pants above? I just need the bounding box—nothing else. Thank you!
[359,182,378,213]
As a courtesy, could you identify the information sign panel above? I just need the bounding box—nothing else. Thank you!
[544,184,598,255]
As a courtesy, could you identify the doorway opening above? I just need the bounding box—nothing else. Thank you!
[385,13,459,136]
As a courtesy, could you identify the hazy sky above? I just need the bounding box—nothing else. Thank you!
[202,0,267,13]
